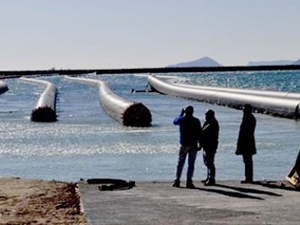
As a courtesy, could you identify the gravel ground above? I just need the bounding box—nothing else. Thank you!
[0,178,87,225]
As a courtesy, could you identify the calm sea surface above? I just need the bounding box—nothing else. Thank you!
[1,71,300,182]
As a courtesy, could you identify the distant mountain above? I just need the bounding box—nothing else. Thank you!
[247,60,294,66]
[167,57,222,67]
[293,59,300,65]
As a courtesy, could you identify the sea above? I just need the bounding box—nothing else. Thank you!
[0,70,300,182]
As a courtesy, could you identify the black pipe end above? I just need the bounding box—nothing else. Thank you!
[122,103,152,127]
[31,106,57,122]
[0,86,9,95]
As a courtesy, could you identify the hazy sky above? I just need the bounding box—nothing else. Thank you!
[1,0,300,70]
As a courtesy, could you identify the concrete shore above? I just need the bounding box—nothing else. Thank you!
[79,180,299,225]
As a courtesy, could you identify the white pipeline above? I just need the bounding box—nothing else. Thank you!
[148,75,300,119]
[65,76,152,127]
[172,81,300,100]
[20,77,57,122]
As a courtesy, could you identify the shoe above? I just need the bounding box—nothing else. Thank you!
[240,180,253,184]
[204,180,215,186]
[172,181,180,188]
[201,178,208,183]
[186,183,196,189]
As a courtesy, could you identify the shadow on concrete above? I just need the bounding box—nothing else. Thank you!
[214,184,282,197]
[253,181,300,192]
[193,187,264,200]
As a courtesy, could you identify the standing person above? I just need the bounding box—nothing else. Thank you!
[236,104,256,183]
[173,106,202,188]
[202,109,219,186]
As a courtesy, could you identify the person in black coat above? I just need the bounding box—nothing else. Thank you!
[202,109,219,186]
[236,104,256,183]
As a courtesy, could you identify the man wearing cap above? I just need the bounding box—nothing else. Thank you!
[173,106,202,188]
[202,109,219,186]
[236,104,256,183]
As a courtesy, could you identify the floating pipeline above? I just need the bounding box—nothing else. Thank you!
[0,81,8,95]
[20,77,57,122]
[98,80,152,127]
[65,76,152,127]
[172,81,300,100]
[148,75,300,120]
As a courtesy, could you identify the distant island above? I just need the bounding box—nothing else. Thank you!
[167,57,222,67]
[247,60,295,66]
[2,56,300,77]
[294,59,300,65]
[167,56,300,67]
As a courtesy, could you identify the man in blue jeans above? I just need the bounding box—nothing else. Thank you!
[173,106,202,188]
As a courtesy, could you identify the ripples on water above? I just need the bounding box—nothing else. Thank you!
[0,71,300,181]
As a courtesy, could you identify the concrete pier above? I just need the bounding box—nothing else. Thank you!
[79,180,299,225]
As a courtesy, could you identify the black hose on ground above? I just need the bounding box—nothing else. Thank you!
[86,178,136,191]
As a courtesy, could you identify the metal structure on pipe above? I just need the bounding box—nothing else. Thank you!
[20,77,57,122]
[148,75,300,120]
[0,81,8,95]
[65,76,152,127]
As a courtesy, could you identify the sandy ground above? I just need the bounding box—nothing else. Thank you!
[0,177,87,225]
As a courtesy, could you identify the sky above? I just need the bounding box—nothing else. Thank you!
[1,0,300,70]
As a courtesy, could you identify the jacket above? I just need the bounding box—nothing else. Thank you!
[236,113,256,155]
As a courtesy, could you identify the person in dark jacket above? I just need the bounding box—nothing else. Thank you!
[202,109,219,186]
[173,106,202,188]
[236,104,256,183]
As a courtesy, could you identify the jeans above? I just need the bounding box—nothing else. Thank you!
[175,146,197,183]
[203,149,216,181]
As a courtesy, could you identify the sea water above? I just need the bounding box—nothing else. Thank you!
[0,71,300,182]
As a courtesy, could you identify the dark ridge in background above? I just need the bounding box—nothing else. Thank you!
[1,65,300,79]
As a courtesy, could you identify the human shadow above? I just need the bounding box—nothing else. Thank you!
[253,181,300,192]
[214,183,282,197]
[193,186,264,200]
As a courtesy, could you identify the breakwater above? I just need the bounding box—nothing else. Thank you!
[1,65,300,78]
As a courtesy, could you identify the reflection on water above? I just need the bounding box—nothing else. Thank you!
[0,72,300,182]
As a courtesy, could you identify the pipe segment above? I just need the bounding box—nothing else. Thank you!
[20,77,57,122]
[172,81,300,100]
[148,75,300,120]
[65,76,152,127]
[0,81,8,95]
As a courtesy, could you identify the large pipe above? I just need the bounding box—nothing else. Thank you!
[65,76,152,127]
[148,75,300,119]
[172,81,300,100]
[0,81,8,95]
[20,77,57,122]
